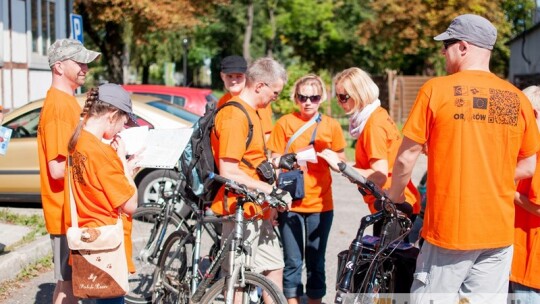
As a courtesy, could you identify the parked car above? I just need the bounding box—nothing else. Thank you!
[123,84,218,116]
[0,94,198,207]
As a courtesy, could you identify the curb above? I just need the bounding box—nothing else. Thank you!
[0,235,51,283]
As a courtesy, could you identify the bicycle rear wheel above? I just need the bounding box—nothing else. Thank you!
[200,271,287,304]
[125,205,183,304]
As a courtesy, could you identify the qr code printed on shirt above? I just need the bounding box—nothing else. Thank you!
[488,89,519,126]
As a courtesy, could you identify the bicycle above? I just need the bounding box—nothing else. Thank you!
[126,188,194,303]
[152,172,288,304]
[333,162,418,304]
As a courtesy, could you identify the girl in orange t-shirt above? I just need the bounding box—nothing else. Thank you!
[267,74,347,304]
[320,67,419,236]
[67,84,139,304]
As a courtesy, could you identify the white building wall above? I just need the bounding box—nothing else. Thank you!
[29,70,51,101]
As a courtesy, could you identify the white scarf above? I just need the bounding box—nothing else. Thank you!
[349,99,381,139]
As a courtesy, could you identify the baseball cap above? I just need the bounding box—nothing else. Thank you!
[98,83,138,126]
[221,55,247,74]
[48,38,101,67]
[434,14,497,50]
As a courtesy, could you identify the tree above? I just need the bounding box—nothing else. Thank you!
[75,0,226,84]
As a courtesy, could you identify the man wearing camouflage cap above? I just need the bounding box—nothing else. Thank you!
[37,38,100,304]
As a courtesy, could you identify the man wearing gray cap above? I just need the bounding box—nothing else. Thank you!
[37,38,100,304]
[387,14,540,303]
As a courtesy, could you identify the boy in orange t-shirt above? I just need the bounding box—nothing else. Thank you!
[509,85,540,301]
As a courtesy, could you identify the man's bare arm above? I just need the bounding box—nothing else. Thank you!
[387,137,423,203]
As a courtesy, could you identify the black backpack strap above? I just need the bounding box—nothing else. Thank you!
[215,101,255,168]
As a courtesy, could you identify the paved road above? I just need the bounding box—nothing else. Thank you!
[0,155,426,304]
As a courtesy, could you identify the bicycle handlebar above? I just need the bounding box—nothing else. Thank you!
[208,172,287,208]
[337,162,413,217]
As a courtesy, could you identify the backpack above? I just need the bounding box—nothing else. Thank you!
[177,101,253,204]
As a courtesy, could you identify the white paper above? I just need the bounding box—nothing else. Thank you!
[0,126,13,156]
[295,145,318,167]
[118,127,193,169]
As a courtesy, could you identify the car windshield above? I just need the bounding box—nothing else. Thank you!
[146,100,201,123]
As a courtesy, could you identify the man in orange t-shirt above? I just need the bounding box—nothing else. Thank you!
[387,15,540,303]
[211,57,292,292]
[509,85,540,302]
[37,39,100,304]
[217,55,274,138]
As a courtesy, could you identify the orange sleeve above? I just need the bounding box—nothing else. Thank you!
[402,86,432,145]
[214,106,252,163]
[217,92,232,108]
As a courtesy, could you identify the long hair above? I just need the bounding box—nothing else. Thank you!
[334,67,379,115]
[67,88,128,154]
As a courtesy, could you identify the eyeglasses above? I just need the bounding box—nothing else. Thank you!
[263,82,280,97]
[337,93,351,103]
[443,39,461,50]
[297,94,322,103]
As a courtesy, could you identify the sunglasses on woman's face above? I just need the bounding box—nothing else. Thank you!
[297,94,322,103]
[337,93,351,103]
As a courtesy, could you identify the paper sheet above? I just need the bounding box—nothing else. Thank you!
[0,126,13,156]
[118,127,193,169]
[295,145,318,167]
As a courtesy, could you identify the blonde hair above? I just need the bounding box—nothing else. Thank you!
[68,87,128,154]
[245,57,288,86]
[334,67,379,115]
[289,74,327,103]
[522,85,540,111]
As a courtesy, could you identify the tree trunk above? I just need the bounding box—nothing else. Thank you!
[266,0,277,58]
[243,0,254,63]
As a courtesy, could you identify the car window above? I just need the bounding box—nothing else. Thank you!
[5,108,41,138]
[205,94,218,103]
[138,93,173,104]
[172,96,186,107]
[146,101,200,123]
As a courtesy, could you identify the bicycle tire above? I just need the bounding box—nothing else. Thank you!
[125,206,183,304]
[152,230,191,304]
[200,271,287,304]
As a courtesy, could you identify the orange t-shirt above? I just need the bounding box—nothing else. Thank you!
[267,112,347,213]
[354,107,420,214]
[211,96,269,218]
[66,130,136,272]
[510,151,540,289]
[37,88,81,235]
[403,70,540,250]
[218,92,273,135]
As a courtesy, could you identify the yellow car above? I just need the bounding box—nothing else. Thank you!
[0,94,199,206]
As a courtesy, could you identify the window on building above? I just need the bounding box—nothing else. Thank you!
[31,0,56,56]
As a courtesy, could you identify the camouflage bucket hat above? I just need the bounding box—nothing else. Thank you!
[48,39,101,67]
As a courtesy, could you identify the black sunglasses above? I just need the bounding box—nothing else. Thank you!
[443,39,461,50]
[297,94,322,103]
[337,93,351,103]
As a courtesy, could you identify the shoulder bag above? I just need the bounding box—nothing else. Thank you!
[277,113,321,201]
[65,156,129,299]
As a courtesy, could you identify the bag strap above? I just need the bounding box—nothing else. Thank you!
[67,155,79,229]
[285,113,322,154]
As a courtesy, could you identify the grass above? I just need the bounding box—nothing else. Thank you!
[0,209,47,251]
[0,255,52,299]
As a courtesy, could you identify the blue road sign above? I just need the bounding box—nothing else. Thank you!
[70,14,83,43]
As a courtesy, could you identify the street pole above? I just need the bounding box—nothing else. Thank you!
[182,38,188,86]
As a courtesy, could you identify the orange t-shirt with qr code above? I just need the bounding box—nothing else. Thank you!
[267,112,347,213]
[38,88,81,235]
[403,70,540,250]
[65,130,136,272]
[354,107,420,214]
[510,151,540,289]
[211,96,270,219]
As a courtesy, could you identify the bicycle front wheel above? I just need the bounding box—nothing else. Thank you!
[126,206,183,304]
[200,271,287,304]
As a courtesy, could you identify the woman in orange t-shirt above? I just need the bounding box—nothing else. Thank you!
[267,74,347,304]
[320,67,419,236]
[67,84,139,304]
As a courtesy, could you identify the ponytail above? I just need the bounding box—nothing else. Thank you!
[68,88,98,154]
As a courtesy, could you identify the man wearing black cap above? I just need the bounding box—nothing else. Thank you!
[218,55,274,140]
[38,38,100,304]
[387,14,540,303]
